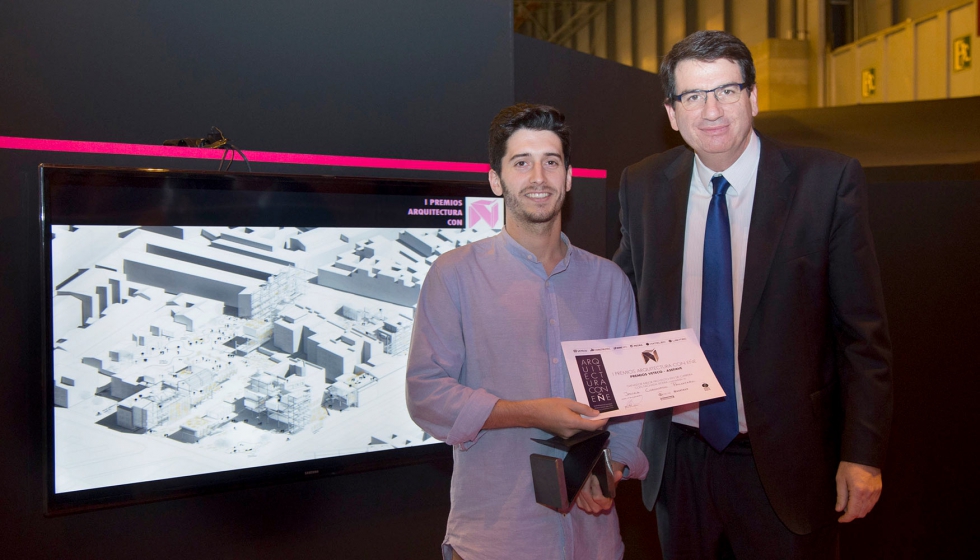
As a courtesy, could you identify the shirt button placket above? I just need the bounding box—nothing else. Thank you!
[545,277,564,397]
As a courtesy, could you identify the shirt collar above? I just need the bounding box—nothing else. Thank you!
[498,228,573,276]
[693,131,760,196]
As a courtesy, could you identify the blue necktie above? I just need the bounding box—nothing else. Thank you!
[699,174,739,452]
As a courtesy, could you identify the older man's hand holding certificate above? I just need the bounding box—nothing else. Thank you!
[561,328,726,419]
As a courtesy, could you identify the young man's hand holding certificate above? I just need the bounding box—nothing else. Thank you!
[561,328,726,418]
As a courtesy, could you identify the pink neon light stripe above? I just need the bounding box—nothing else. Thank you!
[570,168,606,179]
[0,135,607,178]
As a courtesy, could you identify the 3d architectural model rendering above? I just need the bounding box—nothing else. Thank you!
[51,224,496,493]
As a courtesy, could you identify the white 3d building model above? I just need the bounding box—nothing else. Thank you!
[50,224,499,494]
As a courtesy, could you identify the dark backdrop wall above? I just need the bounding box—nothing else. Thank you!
[0,1,515,559]
[0,1,513,162]
[845,164,980,559]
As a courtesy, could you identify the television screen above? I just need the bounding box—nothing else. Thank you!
[41,165,503,513]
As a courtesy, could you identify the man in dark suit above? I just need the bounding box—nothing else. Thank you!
[614,31,892,559]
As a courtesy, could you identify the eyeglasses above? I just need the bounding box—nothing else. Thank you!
[671,83,747,110]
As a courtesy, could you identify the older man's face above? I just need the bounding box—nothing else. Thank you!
[665,58,758,171]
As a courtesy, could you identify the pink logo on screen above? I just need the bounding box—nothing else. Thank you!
[467,199,501,229]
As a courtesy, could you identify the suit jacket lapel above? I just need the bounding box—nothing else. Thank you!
[656,150,694,331]
[739,136,795,350]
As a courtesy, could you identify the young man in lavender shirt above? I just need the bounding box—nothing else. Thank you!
[406,103,648,560]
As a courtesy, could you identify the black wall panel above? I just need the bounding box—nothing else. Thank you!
[838,166,980,560]
[0,1,513,163]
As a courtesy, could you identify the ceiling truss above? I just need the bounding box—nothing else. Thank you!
[515,1,610,47]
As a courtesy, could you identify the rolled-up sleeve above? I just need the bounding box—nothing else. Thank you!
[406,261,498,449]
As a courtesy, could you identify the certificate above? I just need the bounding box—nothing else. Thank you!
[561,329,726,419]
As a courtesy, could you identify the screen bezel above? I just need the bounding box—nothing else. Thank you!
[41,165,497,515]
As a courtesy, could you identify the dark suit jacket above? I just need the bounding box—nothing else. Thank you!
[613,134,893,534]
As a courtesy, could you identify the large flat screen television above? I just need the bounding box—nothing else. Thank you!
[41,165,503,514]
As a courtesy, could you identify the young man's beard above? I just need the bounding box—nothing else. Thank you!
[499,178,566,226]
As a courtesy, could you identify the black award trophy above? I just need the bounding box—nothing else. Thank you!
[529,429,616,513]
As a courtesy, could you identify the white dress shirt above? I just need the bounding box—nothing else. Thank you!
[673,132,760,433]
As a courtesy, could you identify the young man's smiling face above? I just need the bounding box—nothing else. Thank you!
[489,128,572,228]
